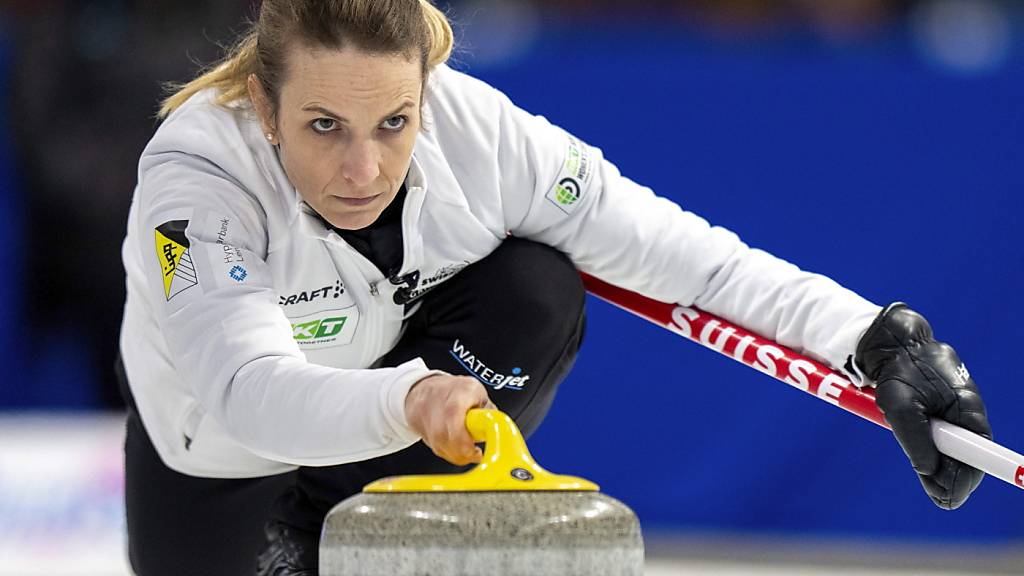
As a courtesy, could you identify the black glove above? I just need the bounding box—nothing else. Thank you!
[855,303,992,510]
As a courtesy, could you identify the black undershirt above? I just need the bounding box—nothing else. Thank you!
[331,185,407,278]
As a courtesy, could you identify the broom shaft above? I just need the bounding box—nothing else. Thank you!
[580,272,1024,492]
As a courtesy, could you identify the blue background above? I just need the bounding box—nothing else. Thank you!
[0,24,25,401]
[468,23,1024,543]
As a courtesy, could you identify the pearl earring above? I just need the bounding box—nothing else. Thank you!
[266,133,275,142]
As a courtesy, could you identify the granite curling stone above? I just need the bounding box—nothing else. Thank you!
[320,409,643,576]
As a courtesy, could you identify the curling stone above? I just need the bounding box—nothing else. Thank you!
[320,409,643,576]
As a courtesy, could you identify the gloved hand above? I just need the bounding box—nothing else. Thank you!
[855,303,992,509]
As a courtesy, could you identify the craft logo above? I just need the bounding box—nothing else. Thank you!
[546,135,593,215]
[449,339,529,391]
[279,280,344,306]
[229,266,248,282]
[292,315,347,342]
[154,220,198,300]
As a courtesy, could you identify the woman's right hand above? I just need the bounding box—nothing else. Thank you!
[404,373,496,466]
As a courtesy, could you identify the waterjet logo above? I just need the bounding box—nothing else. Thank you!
[449,339,529,391]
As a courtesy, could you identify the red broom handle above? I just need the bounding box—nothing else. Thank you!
[581,272,1024,492]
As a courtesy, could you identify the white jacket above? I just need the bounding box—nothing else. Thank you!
[119,63,880,478]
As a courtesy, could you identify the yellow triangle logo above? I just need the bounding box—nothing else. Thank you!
[154,220,197,301]
[155,229,187,299]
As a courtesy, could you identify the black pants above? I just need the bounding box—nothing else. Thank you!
[121,238,586,575]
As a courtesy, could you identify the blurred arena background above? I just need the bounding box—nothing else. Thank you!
[1,0,1022,573]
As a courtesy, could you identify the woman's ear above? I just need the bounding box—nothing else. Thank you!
[247,74,277,143]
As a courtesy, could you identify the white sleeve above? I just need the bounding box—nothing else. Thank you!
[493,92,881,372]
[136,153,431,466]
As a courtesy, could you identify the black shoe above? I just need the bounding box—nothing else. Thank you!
[256,519,319,576]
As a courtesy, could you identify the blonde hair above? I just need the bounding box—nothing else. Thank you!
[158,0,453,119]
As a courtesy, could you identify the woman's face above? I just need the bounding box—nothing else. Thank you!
[252,45,423,230]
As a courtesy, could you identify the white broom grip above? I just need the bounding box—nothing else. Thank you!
[931,420,1024,489]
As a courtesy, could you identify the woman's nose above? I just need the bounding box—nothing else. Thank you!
[341,140,381,188]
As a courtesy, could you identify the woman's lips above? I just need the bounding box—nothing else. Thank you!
[334,193,381,207]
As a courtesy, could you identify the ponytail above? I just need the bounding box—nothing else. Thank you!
[420,0,454,69]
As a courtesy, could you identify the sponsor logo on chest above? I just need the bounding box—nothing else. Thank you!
[405,262,468,300]
[279,279,357,349]
[292,315,347,342]
[279,280,345,306]
[286,307,358,349]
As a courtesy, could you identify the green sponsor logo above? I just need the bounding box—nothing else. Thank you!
[565,142,581,174]
[292,316,347,340]
[546,135,589,214]
[554,177,580,206]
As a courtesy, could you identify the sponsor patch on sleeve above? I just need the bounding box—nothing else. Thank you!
[545,135,594,215]
[193,210,268,292]
[154,220,198,300]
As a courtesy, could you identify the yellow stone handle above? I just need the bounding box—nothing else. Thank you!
[465,408,536,466]
[363,409,599,492]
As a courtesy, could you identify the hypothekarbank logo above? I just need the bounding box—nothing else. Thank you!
[449,339,529,391]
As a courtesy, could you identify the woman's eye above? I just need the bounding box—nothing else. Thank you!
[312,118,337,134]
[381,116,407,132]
